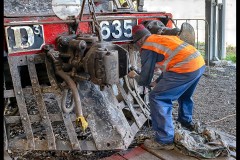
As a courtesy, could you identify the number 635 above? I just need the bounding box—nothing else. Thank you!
[100,20,133,40]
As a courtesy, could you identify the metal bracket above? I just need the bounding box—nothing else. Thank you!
[8,56,35,150]
[27,55,57,150]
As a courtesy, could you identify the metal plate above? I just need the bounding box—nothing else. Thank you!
[5,25,45,54]
[52,0,81,20]
[4,0,55,17]
[99,19,137,42]
[179,22,195,46]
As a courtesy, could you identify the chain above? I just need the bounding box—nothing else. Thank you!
[87,0,102,41]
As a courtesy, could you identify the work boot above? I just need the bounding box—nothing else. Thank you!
[180,121,196,131]
[144,139,174,150]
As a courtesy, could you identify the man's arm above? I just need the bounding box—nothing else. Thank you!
[134,49,164,86]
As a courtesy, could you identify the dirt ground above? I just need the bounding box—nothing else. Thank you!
[193,61,236,136]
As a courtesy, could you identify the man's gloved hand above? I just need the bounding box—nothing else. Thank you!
[128,70,139,78]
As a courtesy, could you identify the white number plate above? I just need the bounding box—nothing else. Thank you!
[5,25,45,54]
[100,19,137,42]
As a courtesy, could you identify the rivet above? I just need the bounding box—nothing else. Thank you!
[22,117,27,121]
[43,116,47,119]
[17,91,21,95]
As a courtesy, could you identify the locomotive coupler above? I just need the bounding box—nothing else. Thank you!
[44,45,88,131]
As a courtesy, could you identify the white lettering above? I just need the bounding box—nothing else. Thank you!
[112,20,122,39]
[100,20,134,40]
[33,25,40,35]
[11,26,34,49]
[123,20,132,38]
[100,21,111,40]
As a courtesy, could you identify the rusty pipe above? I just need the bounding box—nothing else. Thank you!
[61,89,75,114]
[56,70,83,117]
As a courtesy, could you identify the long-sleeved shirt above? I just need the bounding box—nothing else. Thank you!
[135,49,164,86]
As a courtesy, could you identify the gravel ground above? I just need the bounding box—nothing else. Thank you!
[6,61,236,159]
[193,62,236,136]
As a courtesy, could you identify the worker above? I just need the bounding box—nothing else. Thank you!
[128,24,206,150]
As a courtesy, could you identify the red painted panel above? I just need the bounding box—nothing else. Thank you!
[43,23,68,45]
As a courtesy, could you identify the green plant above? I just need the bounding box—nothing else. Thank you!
[194,42,236,63]
[225,45,236,63]
[225,53,236,63]
[195,41,205,57]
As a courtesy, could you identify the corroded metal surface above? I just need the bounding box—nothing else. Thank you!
[8,139,96,150]
[4,0,54,17]
[78,81,134,150]
[4,0,174,152]
[27,55,56,150]
[4,0,122,17]
[124,76,150,118]
[8,56,35,150]
[54,95,82,150]
[83,44,120,85]
[45,54,82,150]
[4,120,8,151]
[83,42,128,81]
[117,83,142,128]
[4,53,150,151]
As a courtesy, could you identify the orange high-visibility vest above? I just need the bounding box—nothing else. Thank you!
[141,34,205,73]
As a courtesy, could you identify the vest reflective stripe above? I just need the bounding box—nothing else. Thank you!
[141,35,205,73]
[143,41,170,54]
[172,51,201,68]
[162,42,188,71]
[143,41,189,72]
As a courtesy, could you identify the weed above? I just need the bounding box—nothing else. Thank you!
[194,42,236,63]
[226,45,236,63]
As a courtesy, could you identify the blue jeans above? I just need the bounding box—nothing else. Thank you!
[149,66,205,144]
